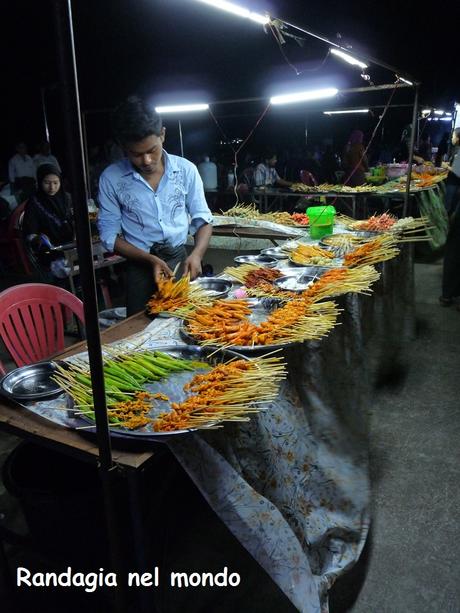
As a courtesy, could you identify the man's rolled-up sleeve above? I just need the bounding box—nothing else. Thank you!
[186,164,213,235]
[97,172,122,252]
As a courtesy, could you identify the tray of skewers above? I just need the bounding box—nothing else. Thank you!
[53,346,285,436]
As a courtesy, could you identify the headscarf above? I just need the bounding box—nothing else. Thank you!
[26,164,74,244]
[349,130,364,145]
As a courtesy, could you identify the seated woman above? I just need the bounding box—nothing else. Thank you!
[22,164,74,281]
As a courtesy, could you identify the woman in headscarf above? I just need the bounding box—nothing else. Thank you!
[343,130,369,187]
[22,164,74,278]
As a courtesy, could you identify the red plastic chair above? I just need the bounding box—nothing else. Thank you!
[0,283,85,374]
[300,170,317,186]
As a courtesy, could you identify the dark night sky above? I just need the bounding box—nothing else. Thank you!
[2,0,458,176]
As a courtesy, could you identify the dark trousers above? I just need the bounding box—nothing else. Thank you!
[442,210,460,299]
[126,244,187,316]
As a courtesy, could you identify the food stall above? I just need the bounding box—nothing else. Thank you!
[0,211,425,612]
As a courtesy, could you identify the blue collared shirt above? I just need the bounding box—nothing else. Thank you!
[97,151,213,252]
[253,163,280,187]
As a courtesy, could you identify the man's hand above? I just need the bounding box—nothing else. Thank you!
[184,253,202,280]
[150,255,173,284]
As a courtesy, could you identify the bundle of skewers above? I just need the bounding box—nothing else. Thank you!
[247,265,380,302]
[223,263,282,288]
[223,203,307,227]
[153,357,286,432]
[290,243,336,266]
[320,233,371,256]
[53,349,207,430]
[337,213,433,243]
[146,274,211,316]
[344,235,400,267]
[184,296,339,348]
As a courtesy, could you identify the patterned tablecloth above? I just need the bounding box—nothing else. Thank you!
[27,246,415,613]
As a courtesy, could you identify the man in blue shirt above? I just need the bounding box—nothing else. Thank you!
[98,97,213,315]
[253,149,292,188]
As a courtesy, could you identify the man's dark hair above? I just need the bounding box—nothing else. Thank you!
[112,96,163,145]
[262,148,277,162]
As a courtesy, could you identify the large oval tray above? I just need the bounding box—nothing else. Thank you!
[179,298,297,354]
[0,362,64,401]
[73,345,246,437]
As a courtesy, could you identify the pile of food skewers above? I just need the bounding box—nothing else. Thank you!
[53,349,286,433]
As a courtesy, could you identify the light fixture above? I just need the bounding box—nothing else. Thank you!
[193,0,270,25]
[421,109,431,116]
[270,88,338,106]
[396,76,413,86]
[155,103,210,113]
[330,48,368,70]
[440,117,452,122]
[434,110,444,115]
[323,109,369,115]
[445,112,452,117]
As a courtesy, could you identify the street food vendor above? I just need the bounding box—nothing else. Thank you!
[253,149,293,188]
[98,96,213,315]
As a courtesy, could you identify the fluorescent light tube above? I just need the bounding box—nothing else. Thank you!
[194,0,269,25]
[155,104,209,113]
[270,88,338,106]
[397,76,413,86]
[330,48,368,70]
[324,109,369,115]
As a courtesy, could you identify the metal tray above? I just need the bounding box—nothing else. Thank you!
[274,273,318,293]
[260,247,289,260]
[73,346,246,437]
[234,254,277,267]
[191,277,232,299]
[0,362,64,401]
[180,298,296,353]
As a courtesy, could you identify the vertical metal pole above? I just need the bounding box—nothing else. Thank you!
[403,85,419,216]
[40,87,50,143]
[178,118,184,156]
[81,111,92,197]
[52,4,128,612]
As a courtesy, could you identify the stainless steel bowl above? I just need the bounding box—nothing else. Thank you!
[260,247,288,260]
[0,362,63,400]
[234,254,277,267]
[191,277,232,299]
[274,272,318,293]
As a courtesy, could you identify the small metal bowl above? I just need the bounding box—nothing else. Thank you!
[0,362,63,401]
[274,272,317,293]
[191,277,232,299]
[260,247,288,260]
[234,254,277,267]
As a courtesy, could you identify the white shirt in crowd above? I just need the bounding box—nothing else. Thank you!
[34,153,61,172]
[8,154,36,183]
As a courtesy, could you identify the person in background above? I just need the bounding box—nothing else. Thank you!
[440,207,460,308]
[8,142,36,186]
[435,132,450,167]
[34,141,61,172]
[22,164,74,280]
[343,130,369,187]
[320,145,339,183]
[98,96,213,316]
[418,135,432,163]
[442,128,460,215]
[253,149,293,187]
